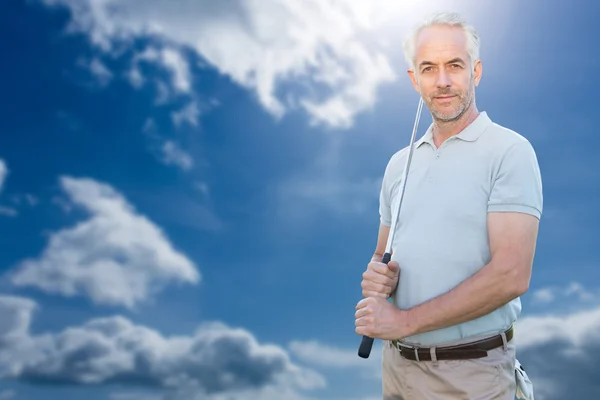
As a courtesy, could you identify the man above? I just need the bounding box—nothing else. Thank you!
[354,12,542,400]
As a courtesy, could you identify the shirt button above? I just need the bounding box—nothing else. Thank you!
[435,154,440,159]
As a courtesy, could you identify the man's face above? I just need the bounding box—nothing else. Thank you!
[408,25,481,123]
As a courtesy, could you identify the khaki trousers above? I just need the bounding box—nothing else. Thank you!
[382,337,517,400]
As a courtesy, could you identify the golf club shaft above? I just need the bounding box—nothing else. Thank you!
[358,97,423,359]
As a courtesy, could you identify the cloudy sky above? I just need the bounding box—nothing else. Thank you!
[1,1,599,399]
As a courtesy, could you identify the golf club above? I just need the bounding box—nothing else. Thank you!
[358,96,424,359]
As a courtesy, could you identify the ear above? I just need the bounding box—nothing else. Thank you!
[407,69,421,94]
[473,59,482,86]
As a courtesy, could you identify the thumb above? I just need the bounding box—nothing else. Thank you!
[387,260,400,275]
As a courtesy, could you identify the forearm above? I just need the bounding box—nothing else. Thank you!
[403,258,527,338]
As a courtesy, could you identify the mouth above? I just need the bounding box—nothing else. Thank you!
[433,95,457,104]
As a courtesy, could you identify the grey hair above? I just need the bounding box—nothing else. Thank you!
[402,12,481,72]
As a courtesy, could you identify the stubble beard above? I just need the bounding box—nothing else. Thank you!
[427,85,474,124]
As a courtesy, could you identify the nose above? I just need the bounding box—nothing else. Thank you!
[435,69,452,88]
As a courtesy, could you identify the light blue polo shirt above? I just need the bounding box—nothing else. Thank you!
[379,111,543,346]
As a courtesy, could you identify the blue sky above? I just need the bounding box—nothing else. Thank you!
[0,1,599,399]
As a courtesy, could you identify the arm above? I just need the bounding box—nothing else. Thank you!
[400,211,539,337]
[397,139,544,338]
[373,151,396,263]
[362,152,397,297]
[371,223,391,263]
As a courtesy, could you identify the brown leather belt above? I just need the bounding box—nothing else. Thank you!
[391,326,513,362]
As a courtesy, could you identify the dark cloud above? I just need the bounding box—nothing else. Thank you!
[514,307,600,399]
[0,296,324,398]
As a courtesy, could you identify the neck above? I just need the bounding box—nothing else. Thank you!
[432,103,479,147]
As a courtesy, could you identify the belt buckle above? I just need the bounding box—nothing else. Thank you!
[393,340,405,357]
[394,341,420,361]
[393,340,402,352]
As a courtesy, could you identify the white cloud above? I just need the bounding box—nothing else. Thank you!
[192,181,210,198]
[0,159,18,217]
[78,57,113,87]
[286,338,390,397]
[140,47,191,93]
[0,296,36,341]
[39,0,421,129]
[515,307,600,350]
[0,207,17,217]
[531,288,555,303]
[10,194,39,207]
[0,161,40,217]
[142,118,195,172]
[7,176,199,309]
[288,340,382,383]
[89,58,112,81]
[289,340,371,369]
[531,282,598,305]
[38,0,513,130]
[171,101,200,128]
[161,140,193,171]
[0,295,325,400]
[0,391,14,400]
[128,46,192,101]
[0,159,7,193]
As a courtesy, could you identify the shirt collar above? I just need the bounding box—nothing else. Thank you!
[416,111,492,148]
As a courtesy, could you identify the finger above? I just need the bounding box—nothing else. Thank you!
[362,270,396,286]
[355,305,372,319]
[355,299,366,310]
[362,279,394,294]
[355,297,374,310]
[369,261,399,278]
[368,262,392,277]
[354,314,372,327]
[355,324,373,337]
[362,279,394,291]
[362,289,389,299]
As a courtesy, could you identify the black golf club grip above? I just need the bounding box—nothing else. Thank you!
[358,251,392,358]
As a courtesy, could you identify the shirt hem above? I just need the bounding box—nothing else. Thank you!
[487,203,541,219]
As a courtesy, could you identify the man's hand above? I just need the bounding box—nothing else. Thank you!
[355,297,408,340]
[361,259,400,298]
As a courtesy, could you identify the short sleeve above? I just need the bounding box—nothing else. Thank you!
[379,158,394,226]
[487,140,543,219]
